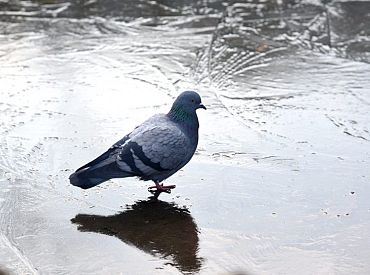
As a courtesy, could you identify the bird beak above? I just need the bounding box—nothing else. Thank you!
[198,103,207,110]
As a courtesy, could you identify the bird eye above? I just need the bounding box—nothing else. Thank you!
[191,99,195,103]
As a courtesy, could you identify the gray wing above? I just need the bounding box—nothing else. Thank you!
[74,134,130,173]
[116,123,190,180]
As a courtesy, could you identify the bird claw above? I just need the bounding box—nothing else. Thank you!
[148,184,176,194]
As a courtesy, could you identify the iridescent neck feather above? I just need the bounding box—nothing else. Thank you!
[167,105,199,129]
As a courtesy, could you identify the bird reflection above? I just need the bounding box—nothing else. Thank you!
[71,199,202,273]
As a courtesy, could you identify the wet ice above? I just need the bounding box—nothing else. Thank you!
[1,0,370,274]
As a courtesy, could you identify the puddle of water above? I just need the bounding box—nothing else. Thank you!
[1,0,370,274]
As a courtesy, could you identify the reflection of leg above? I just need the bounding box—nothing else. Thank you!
[149,190,162,200]
[148,181,176,194]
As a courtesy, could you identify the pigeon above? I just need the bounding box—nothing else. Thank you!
[69,91,206,196]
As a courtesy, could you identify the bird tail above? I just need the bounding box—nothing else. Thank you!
[69,168,108,189]
[69,159,132,189]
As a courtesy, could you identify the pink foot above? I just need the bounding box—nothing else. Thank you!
[148,183,176,194]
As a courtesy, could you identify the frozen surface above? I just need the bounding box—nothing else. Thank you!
[1,0,370,274]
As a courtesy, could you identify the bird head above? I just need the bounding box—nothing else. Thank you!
[171,91,206,112]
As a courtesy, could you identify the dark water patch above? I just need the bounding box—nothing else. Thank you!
[192,0,370,89]
[0,0,227,20]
